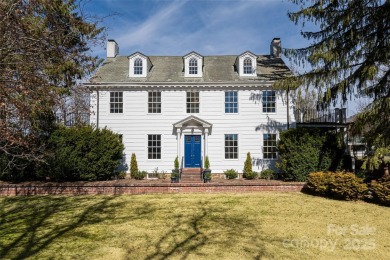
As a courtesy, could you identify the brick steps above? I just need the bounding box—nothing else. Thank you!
[180,168,202,183]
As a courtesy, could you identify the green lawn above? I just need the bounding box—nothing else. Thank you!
[0,193,389,259]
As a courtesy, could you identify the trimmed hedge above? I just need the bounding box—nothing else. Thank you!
[370,176,390,206]
[304,171,368,201]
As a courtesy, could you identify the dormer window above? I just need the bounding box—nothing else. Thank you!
[128,52,151,78]
[189,58,198,75]
[184,52,203,77]
[243,58,252,74]
[134,58,143,75]
[237,51,257,77]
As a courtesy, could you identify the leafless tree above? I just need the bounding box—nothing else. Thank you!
[0,0,104,172]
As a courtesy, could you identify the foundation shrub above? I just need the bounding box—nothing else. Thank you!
[224,169,238,179]
[260,169,275,180]
[244,171,258,179]
[243,152,252,177]
[204,156,210,169]
[130,153,138,177]
[117,171,127,179]
[132,170,147,180]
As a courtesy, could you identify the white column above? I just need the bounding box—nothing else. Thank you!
[177,128,181,160]
[204,128,209,158]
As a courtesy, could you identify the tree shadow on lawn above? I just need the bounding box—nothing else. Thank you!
[0,196,134,259]
[141,201,284,260]
[1,196,287,259]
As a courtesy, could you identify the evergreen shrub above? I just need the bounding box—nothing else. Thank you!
[305,171,368,200]
[130,153,138,177]
[224,169,238,179]
[245,171,258,179]
[244,152,252,176]
[117,171,127,179]
[174,156,179,170]
[132,170,147,180]
[47,126,124,181]
[277,128,349,182]
[370,176,390,206]
[204,156,210,169]
[260,169,275,180]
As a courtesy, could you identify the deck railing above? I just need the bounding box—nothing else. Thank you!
[295,108,347,124]
[56,112,90,127]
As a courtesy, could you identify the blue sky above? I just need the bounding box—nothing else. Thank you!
[83,0,364,114]
[84,0,312,59]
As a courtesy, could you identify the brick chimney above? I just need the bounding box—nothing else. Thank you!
[107,39,119,58]
[270,38,281,58]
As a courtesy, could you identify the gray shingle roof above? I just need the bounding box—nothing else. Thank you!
[90,55,291,83]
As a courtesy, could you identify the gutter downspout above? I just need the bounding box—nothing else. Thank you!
[287,86,290,129]
[96,90,99,128]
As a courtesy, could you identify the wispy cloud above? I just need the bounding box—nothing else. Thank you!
[116,0,188,51]
[89,0,308,56]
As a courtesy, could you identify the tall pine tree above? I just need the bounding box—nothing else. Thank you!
[279,0,390,161]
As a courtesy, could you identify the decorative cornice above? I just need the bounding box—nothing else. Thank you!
[84,81,277,90]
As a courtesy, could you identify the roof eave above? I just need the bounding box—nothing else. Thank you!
[84,81,278,88]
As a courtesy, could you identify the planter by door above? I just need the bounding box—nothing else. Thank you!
[203,169,211,183]
[185,135,201,168]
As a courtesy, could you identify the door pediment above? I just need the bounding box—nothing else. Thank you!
[173,115,212,129]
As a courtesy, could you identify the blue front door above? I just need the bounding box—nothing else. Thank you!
[185,135,201,168]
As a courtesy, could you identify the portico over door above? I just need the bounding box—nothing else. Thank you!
[173,115,212,168]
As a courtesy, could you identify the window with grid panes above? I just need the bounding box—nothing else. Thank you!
[225,134,238,159]
[262,90,276,113]
[243,58,252,74]
[148,135,161,159]
[134,58,143,75]
[148,91,161,113]
[263,133,277,159]
[189,58,198,75]
[186,91,199,113]
[110,92,123,113]
[225,91,238,113]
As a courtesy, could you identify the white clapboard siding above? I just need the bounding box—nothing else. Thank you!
[90,88,293,173]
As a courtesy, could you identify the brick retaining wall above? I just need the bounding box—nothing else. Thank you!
[0,182,304,196]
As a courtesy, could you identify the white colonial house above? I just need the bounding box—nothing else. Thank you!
[86,38,293,175]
